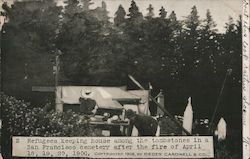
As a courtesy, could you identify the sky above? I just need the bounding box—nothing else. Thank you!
[92,0,242,32]
[0,0,242,32]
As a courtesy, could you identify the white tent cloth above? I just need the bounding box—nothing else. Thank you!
[58,86,141,110]
[182,97,193,134]
[128,90,151,115]
[156,91,164,116]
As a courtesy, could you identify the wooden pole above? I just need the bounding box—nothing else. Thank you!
[54,49,62,111]
[55,54,59,109]
[209,69,231,132]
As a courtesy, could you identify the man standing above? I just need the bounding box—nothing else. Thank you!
[125,109,158,136]
[79,88,98,115]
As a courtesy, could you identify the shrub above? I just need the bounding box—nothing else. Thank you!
[1,93,92,158]
[158,116,182,135]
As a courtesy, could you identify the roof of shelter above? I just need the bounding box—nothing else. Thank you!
[58,86,141,110]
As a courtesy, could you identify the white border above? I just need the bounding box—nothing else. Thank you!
[242,0,250,158]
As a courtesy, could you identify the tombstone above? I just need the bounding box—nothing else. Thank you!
[182,97,193,134]
[156,89,164,116]
[216,117,227,141]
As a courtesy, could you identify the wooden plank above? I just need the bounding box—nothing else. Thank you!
[89,121,129,126]
[32,86,55,92]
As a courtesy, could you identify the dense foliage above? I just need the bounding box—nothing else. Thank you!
[1,93,93,158]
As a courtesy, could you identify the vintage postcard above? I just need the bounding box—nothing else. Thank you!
[0,0,248,158]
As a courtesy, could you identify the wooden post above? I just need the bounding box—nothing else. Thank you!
[54,49,62,111]
[55,54,59,111]
[156,89,164,116]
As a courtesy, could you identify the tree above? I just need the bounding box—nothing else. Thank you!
[188,10,220,117]
[146,4,154,18]
[86,29,130,85]
[211,16,242,132]
[64,0,82,18]
[182,5,201,70]
[168,11,181,34]
[114,5,126,26]
[225,16,235,33]
[222,16,241,87]
[127,0,143,22]
[169,11,177,22]
[159,6,167,19]
[91,1,110,22]
[57,0,117,85]
[1,0,62,101]
[175,5,202,113]
[184,5,200,33]
[202,9,217,33]
[57,11,103,84]
[80,0,94,11]
[199,9,218,74]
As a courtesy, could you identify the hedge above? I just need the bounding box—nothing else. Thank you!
[1,93,93,158]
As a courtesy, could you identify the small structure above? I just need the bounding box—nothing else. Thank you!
[182,97,193,134]
[55,86,151,136]
[57,86,136,111]
[55,86,150,116]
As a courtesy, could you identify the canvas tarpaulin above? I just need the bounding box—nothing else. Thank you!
[57,86,141,110]
[128,90,151,115]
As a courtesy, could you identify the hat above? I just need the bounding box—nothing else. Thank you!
[81,88,94,99]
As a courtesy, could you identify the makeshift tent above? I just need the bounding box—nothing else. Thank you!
[56,86,141,112]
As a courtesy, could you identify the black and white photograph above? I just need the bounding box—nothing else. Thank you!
[0,0,246,158]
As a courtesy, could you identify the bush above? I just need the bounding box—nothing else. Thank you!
[158,117,182,135]
[1,93,92,158]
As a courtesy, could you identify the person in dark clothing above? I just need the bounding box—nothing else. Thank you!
[79,88,98,115]
[125,109,158,136]
[79,97,96,115]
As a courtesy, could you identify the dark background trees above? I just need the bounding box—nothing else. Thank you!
[1,0,242,130]
[1,0,62,104]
